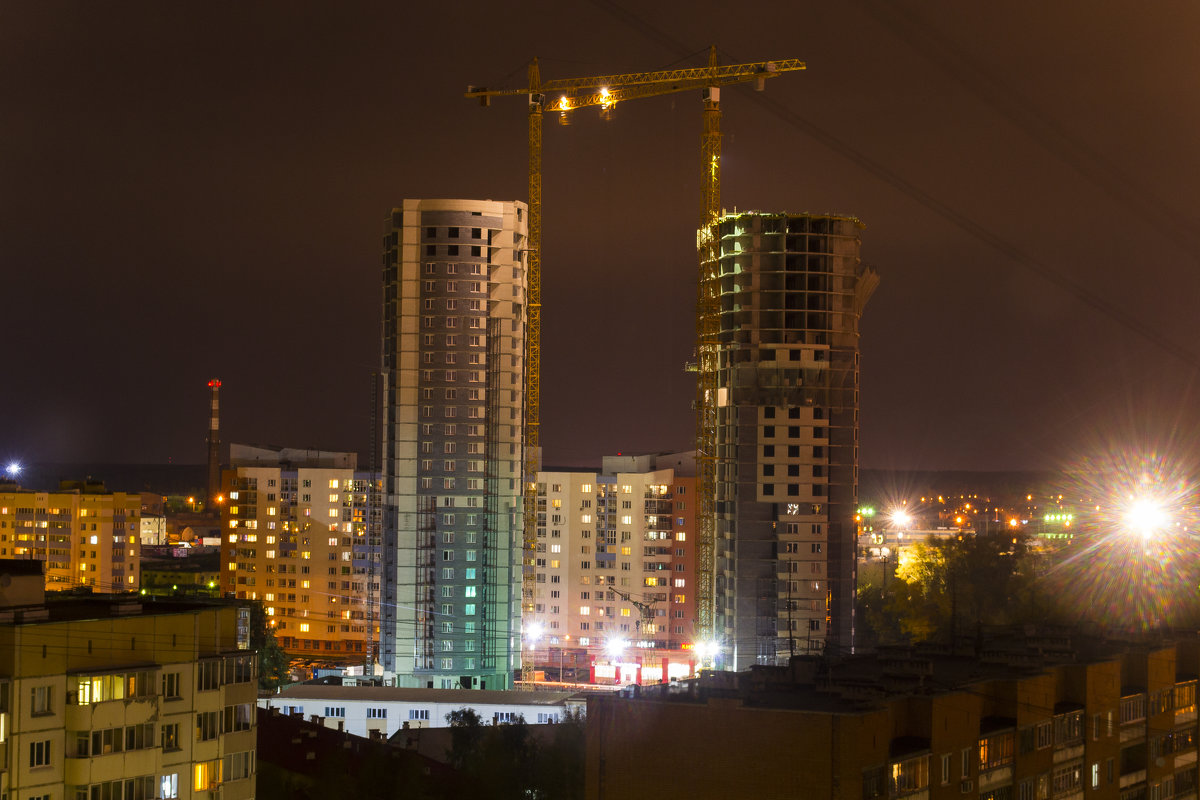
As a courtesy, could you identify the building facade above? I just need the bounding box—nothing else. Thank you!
[381,199,528,689]
[220,444,382,661]
[713,212,877,667]
[585,634,1200,800]
[528,454,699,684]
[0,559,258,800]
[259,685,581,737]
[0,482,141,593]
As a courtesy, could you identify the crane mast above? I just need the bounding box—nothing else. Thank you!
[467,51,804,680]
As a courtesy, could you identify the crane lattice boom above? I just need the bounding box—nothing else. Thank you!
[466,50,804,679]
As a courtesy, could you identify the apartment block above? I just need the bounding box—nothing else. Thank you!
[381,199,527,689]
[0,482,141,593]
[586,632,1200,800]
[0,559,257,800]
[259,685,581,737]
[219,444,382,661]
[713,211,878,666]
[529,454,698,684]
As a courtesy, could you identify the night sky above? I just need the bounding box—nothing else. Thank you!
[5,1,1199,474]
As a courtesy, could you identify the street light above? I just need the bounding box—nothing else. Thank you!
[605,638,628,659]
[693,639,719,671]
[523,622,544,682]
[1123,496,1171,539]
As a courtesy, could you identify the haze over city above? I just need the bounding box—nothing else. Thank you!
[5,0,1198,473]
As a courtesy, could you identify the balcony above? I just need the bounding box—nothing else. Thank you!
[1119,771,1146,789]
[978,766,1012,793]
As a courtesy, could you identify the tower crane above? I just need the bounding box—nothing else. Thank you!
[466,49,805,680]
[608,586,662,634]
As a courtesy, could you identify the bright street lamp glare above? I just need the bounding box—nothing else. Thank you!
[1124,497,1170,538]
[891,509,912,528]
[525,622,544,642]
[5,462,20,477]
[605,638,628,658]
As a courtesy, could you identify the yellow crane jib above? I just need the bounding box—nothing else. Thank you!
[465,51,804,678]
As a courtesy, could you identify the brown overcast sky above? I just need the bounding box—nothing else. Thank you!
[3,1,1199,472]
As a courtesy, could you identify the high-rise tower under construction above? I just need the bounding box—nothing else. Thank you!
[380,198,528,689]
[712,211,877,668]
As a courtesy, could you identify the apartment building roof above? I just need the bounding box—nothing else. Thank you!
[274,684,582,706]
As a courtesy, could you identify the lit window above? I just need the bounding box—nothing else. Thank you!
[329,480,339,489]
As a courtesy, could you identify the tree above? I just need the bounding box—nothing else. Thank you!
[531,708,585,800]
[248,601,290,690]
[446,708,486,772]
[860,532,1058,647]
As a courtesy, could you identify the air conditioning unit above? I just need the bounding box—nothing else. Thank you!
[960,780,973,794]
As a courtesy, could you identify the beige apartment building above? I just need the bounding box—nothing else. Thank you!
[529,454,699,684]
[0,482,141,593]
[220,444,382,662]
[0,559,257,800]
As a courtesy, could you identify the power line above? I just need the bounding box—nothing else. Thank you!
[586,0,1200,374]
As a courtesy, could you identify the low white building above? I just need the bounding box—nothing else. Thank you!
[258,685,585,738]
